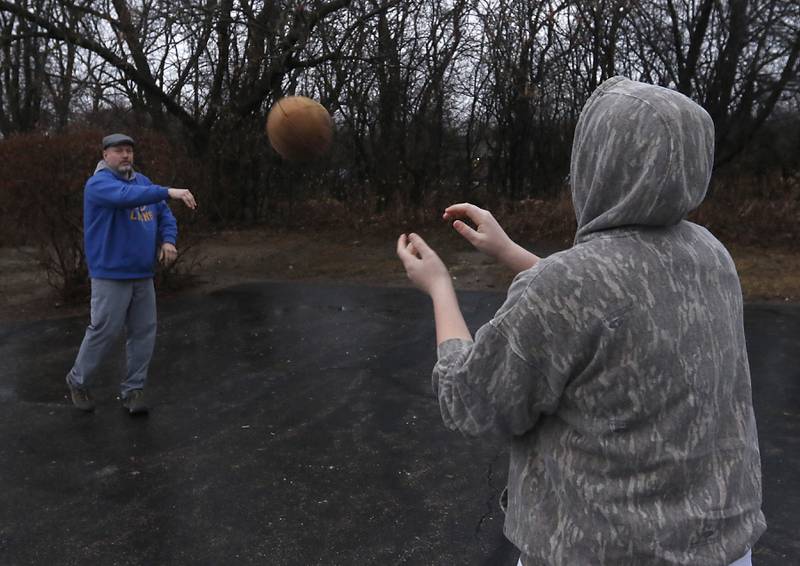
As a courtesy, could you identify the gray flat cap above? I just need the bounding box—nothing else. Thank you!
[102,133,135,149]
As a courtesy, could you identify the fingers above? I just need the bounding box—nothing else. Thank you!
[184,191,197,210]
[407,233,434,258]
[452,219,481,245]
[443,202,483,222]
[399,231,434,263]
[396,234,414,265]
[159,244,178,265]
[396,233,408,256]
[171,188,197,209]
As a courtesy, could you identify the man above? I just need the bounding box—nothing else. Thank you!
[66,133,197,415]
[397,77,765,564]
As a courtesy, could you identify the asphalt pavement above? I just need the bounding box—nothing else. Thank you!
[0,282,797,565]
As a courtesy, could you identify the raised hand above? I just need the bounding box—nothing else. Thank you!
[443,203,539,273]
[396,233,452,296]
[396,232,471,343]
[443,203,513,258]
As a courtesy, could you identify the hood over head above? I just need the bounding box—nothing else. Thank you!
[570,76,714,242]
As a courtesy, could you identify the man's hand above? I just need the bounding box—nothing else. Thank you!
[396,233,452,297]
[159,242,178,265]
[443,202,539,273]
[168,188,197,210]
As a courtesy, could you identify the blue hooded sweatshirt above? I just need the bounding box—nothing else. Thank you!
[84,161,177,279]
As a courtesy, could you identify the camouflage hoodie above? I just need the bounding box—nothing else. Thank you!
[433,76,766,565]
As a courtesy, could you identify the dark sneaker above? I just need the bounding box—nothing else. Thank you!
[122,389,149,415]
[67,381,95,412]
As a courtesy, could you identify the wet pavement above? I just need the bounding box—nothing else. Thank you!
[0,282,797,565]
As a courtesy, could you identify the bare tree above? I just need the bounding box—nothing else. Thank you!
[633,0,800,167]
[0,0,797,216]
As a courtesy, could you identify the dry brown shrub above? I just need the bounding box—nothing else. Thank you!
[691,174,800,247]
[495,190,577,245]
[0,129,101,300]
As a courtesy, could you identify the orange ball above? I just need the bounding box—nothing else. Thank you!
[266,96,333,161]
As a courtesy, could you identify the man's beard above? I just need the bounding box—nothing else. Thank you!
[115,163,133,177]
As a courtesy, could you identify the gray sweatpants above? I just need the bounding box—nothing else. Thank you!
[67,278,157,398]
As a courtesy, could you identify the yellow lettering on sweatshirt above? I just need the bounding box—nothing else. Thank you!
[129,207,155,223]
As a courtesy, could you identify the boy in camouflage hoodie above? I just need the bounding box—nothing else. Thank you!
[396,76,765,565]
